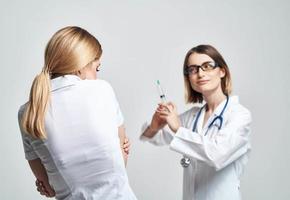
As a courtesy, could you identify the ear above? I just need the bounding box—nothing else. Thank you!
[219,68,226,78]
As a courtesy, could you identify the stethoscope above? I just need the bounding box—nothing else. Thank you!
[180,95,229,168]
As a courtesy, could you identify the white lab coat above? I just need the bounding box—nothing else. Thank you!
[141,96,251,200]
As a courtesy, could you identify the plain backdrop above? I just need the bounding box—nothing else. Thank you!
[1,0,289,199]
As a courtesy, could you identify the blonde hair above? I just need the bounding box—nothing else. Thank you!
[183,45,232,103]
[22,26,102,139]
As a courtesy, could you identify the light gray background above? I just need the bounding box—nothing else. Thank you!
[1,0,289,199]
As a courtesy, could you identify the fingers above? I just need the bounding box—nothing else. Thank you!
[167,101,175,107]
[35,179,55,197]
[123,138,130,148]
[44,183,56,197]
[154,109,168,121]
[123,138,130,154]
[36,180,49,196]
[35,179,41,187]
[157,103,168,110]
[156,110,169,116]
[46,187,56,197]
[155,110,169,119]
[156,106,168,113]
[157,102,175,112]
[156,105,171,114]
[156,105,170,113]
[165,102,175,111]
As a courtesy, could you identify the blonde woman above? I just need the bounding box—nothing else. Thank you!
[18,26,137,200]
[141,45,252,200]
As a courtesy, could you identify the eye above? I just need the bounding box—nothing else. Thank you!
[203,62,215,70]
[187,66,198,74]
[188,66,193,72]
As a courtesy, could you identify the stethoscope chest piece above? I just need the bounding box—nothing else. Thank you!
[180,156,191,168]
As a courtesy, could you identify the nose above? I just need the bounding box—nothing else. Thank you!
[197,67,205,77]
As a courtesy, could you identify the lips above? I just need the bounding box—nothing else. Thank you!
[197,80,209,85]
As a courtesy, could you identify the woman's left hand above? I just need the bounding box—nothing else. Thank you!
[123,137,131,158]
[35,179,55,198]
[157,102,181,133]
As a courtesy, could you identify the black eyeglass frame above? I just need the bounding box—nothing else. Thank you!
[183,61,219,76]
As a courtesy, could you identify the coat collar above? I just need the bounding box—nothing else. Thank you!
[51,75,81,92]
[195,96,239,133]
[212,96,239,117]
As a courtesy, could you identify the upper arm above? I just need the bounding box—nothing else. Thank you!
[103,80,124,126]
[18,106,39,160]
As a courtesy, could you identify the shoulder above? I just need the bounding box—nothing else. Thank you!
[81,79,114,91]
[227,96,252,121]
[18,103,28,121]
[179,104,202,119]
[17,103,31,137]
[78,79,116,97]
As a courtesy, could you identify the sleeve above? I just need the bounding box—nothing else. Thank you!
[139,109,192,146]
[113,96,124,127]
[139,122,174,146]
[18,106,39,160]
[140,108,196,146]
[170,107,252,171]
[104,81,124,127]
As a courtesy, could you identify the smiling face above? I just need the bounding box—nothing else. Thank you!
[187,53,225,95]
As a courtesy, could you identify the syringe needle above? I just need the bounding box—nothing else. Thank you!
[157,80,166,103]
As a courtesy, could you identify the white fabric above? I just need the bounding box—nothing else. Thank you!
[18,75,137,200]
[141,96,251,200]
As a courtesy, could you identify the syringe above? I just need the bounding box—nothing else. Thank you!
[156,80,167,103]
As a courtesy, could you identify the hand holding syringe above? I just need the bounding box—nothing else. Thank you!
[146,80,168,132]
[156,80,181,133]
[145,80,178,136]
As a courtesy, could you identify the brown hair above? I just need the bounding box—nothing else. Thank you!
[21,26,102,139]
[183,44,232,103]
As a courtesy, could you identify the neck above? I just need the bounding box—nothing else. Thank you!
[203,89,226,112]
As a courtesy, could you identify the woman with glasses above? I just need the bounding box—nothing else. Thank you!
[18,26,137,200]
[141,44,252,200]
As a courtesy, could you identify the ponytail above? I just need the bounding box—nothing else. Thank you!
[22,70,51,139]
[21,26,102,139]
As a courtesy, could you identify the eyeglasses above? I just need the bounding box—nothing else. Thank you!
[184,61,218,75]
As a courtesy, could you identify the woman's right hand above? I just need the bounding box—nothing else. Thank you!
[149,104,168,131]
[142,104,167,138]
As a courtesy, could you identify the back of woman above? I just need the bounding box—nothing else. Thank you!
[18,26,136,200]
